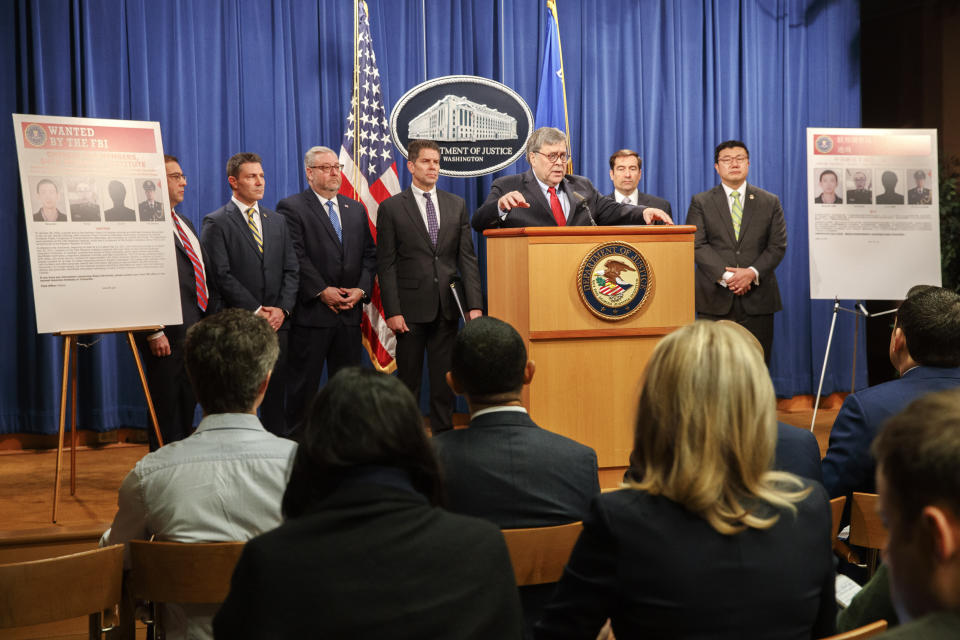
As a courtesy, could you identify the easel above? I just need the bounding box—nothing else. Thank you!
[52,327,165,523]
[810,300,897,431]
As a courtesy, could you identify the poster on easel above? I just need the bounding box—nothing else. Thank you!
[806,127,941,300]
[13,114,182,333]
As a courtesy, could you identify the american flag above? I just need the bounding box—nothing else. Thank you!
[339,1,401,373]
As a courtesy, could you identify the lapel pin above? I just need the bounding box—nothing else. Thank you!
[749,194,754,200]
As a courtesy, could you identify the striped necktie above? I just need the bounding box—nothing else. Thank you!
[246,207,263,253]
[172,214,208,311]
[326,200,343,243]
[730,190,743,240]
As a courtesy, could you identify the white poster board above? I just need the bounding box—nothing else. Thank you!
[807,128,941,300]
[13,114,182,333]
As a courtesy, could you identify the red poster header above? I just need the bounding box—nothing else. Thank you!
[21,122,157,153]
[812,133,931,156]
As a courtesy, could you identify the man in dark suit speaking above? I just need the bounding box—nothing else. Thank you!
[277,145,376,432]
[685,140,786,362]
[471,127,673,230]
[201,152,299,436]
[376,139,483,434]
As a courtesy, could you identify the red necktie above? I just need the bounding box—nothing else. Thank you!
[173,214,208,311]
[548,186,566,226]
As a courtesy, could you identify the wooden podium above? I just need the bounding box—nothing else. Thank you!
[483,225,696,478]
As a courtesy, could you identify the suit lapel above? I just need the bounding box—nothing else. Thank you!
[565,178,591,226]
[710,186,739,247]
[308,191,342,250]
[522,171,555,223]
[226,201,263,260]
[434,191,456,249]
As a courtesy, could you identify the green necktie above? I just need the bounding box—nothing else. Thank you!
[730,190,743,240]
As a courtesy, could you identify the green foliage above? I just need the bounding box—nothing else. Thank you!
[942,156,960,293]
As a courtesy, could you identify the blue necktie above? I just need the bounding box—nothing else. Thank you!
[326,200,342,243]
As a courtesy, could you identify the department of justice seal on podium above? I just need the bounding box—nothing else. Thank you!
[577,242,653,320]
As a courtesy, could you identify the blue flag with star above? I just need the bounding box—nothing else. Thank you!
[535,0,567,133]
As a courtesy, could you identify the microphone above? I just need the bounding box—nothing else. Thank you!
[571,191,596,226]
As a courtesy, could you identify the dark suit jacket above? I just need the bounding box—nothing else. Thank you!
[33,209,67,222]
[200,200,299,317]
[472,170,649,230]
[162,215,212,334]
[433,410,599,528]
[213,481,523,639]
[775,422,823,483]
[276,189,375,328]
[876,192,904,205]
[376,187,483,323]
[70,202,101,221]
[607,190,673,217]
[139,199,164,221]
[907,187,931,204]
[846,189,873,204]
[821,365,960,498]
[104,205,136,222]
[535,483,836,639]
[685,183,787,316]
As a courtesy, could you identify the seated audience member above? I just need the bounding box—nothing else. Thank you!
[872,388,960,637]
[435,316,599,526]
[822,286,960,499]
[716,320,823,482]
[213,368,523,639]
[837,564,899,633]
[434,316,599,638]
[101,309,297,640]
[536,321,835,639]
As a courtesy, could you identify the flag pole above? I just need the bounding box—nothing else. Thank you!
[352,1,362,200]
[547,0,573,173]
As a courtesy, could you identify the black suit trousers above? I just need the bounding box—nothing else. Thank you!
[698,298,774,366]
[260,328,289,437]
[395,315,458,433]
[285,322,362,434]
[138,337,196,451]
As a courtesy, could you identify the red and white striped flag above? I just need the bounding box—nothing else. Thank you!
[338,1,401,373]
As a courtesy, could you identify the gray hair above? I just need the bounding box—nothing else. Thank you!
[525,127,568,156]
[184,309,279,414]
[304,146,338,168]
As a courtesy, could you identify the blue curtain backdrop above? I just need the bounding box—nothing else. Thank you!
[2,0,864,435]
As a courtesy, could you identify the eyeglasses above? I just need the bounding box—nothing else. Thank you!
[535,151,568,165]
[309,164,344,173]
[166,172,187,181]
[717,155,749,166]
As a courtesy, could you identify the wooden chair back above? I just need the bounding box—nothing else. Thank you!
[501,521,583,586]
[830,495,846,538]
[821,619,888,639]
[848,492,888,550]
[0,544,124,636]
[127,540,245,604]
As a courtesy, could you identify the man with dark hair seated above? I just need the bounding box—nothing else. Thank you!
[871,388,960,637]
[822,286,960,499]
[434,316,599,637]
[101,309,297,640]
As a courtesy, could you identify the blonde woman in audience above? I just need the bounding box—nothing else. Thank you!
[536,321,836,639]
[213,367,522,639]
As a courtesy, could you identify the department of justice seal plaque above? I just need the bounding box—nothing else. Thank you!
[577,242,653,320]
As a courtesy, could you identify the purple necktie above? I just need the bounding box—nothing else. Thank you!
[424,191,439,245]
